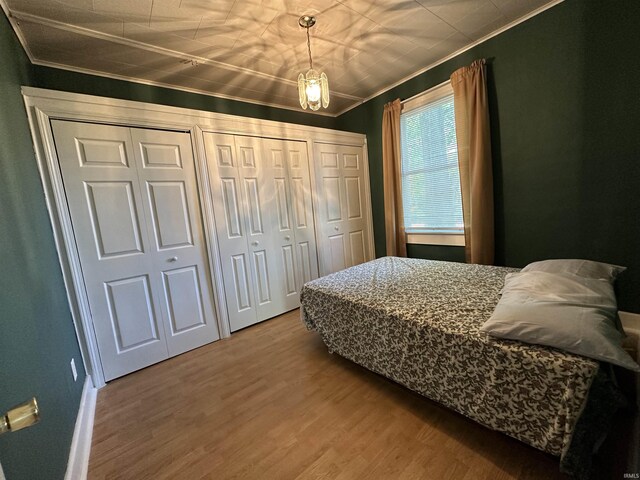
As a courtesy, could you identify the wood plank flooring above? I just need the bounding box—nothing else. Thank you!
[88,309,634,479]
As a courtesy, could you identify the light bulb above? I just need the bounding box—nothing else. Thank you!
[306,81,321,103]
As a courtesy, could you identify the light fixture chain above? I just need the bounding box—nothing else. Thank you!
[306,27,313,70]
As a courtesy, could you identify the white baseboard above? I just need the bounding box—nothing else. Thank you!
[65,375,97,480]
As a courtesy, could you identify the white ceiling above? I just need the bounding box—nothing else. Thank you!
[3,0,559,115]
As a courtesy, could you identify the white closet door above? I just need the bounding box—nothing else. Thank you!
[53,121,168,380]
[314,143,372,276]
[206,134,320,332]
[52,121,218,381]
[203,133,257,331]
[279,140,319,291]
[234,135,290,322]
[129,128,219,357]
[261,139,320,308]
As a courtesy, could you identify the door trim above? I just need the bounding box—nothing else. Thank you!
[21,86,368,387]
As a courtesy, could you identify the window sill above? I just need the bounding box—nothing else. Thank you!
[406,233,465,247]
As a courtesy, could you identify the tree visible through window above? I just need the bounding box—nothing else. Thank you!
[400,86,463,235]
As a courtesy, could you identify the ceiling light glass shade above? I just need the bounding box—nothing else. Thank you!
[298,69,329,111]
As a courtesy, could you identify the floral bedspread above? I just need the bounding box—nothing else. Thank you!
[300,257,623,476]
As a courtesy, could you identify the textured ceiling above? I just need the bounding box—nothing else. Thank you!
[4,0,559,115]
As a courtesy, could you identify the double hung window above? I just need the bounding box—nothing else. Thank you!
[400,83,464,245]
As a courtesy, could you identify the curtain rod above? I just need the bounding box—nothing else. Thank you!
[401,80,449,105]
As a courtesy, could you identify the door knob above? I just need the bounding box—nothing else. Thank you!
[334,226,339,231]
[169,256,178,262]
[0,398,39,436]
[284,236,291,241]
[252,241,259,246]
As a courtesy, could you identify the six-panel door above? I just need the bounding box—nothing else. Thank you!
[52,121,219,380]
[204,133,321,331]
[262,139,319,307]
[314,143,372,276]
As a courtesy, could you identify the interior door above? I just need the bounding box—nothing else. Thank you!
[52,121,169,380]
[314,143,372,276]
[129,128,219,357]
[52,121,219,381]
[203,133,257,331]
[234,135,289,322]
[278,140,319,292]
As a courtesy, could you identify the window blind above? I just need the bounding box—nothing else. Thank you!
[400,91,463,234]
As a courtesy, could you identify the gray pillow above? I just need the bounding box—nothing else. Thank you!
[521,259,626,282]
[481,271,640,372]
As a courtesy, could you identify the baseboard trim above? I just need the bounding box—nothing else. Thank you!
[65,375,97,480]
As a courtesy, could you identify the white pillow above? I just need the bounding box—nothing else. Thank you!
[481,271,640,372]
[521,259,626,282]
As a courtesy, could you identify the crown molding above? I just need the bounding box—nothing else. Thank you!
[0,0,36,63]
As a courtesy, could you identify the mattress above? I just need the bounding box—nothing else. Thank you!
[300,257,625,477]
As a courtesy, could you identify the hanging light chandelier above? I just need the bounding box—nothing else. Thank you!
[297,15,329,111]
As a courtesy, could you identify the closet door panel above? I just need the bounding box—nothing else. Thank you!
[231,254,253,311]
[52,120,168,381]
[130,128,219,356]
[203,133,256,331]
[283,141,319,291]
[161,266,207,334]
[236,136,290,319]
[313,143,372,276]
[262,139,300,311]
[145,181,193,249]
[328,234,347,273]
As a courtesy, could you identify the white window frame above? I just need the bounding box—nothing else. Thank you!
[401,82,465,247]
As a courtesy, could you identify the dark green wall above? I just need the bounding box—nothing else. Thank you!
[31,66,337,130]
[0,12,86,480]
[336,0,640,313]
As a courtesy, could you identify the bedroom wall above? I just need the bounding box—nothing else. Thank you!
[0,12,86,480]
[335,0,640,313]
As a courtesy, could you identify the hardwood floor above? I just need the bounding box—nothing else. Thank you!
[88,309,632,479]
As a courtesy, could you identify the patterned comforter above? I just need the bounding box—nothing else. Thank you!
[300,257,625,477]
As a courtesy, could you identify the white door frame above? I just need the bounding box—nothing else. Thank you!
[21,86,371,388]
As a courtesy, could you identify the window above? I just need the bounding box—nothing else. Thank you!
[400,83,464,245]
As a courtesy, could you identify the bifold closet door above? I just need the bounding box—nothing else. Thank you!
[234,135,291,322]
[52,121,219,381]
[203,133,257,331]
[204,133,319,332]
[314,143,372,275]
[262,139,319,295]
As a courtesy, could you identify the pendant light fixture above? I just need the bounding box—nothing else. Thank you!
[297,15,329,111]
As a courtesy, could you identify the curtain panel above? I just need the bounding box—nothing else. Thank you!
[450,59,495,265]
[382,98,407,257]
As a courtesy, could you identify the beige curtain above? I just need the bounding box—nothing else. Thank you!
[450,59,494,265]
[382,99,407,257]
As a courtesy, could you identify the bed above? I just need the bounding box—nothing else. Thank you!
[300,257,626,478]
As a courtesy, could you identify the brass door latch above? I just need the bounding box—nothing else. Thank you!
[0,398,39,436]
